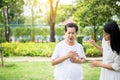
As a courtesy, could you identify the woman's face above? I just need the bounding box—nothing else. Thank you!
[65,27,77,43]
[103,30,110,41]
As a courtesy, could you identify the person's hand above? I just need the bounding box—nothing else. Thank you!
[88,39,103,52]
[70,56,80,63]
[88,39,96,46]
[66,51,78,58]
[70,57,85,63]
[70,57,77,63]
[89,60,102,67]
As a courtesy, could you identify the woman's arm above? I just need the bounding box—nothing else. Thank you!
[88,39,103,52]
[90,60,113,70]
[90,55,120,71]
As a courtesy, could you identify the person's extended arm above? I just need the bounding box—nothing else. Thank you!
[88,39,103,52]
[90,60,113,70]
[90,55,120,71]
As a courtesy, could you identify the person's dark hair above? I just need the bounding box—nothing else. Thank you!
[104,21,120,55]
[65,23,78,32]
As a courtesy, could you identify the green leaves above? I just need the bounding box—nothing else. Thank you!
[73,0,120,40]
[74,0,120,27]
[1,42,56,57]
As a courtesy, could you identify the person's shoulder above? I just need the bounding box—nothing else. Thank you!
[56,40,65,47]
[102,38,107,45]
[102,38,106,42]
[76,41,83,47]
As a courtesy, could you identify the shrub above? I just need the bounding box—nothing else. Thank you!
[76,35,83,44]
[1,42,56,57]
[0,41,102,57]
[0,37,6,43]
[83,42,102,57]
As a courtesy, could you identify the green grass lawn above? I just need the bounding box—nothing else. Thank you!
[83,62,100,80]
[0,61,100,80]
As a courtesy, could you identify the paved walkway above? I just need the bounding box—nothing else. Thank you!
[3,57,51,62]
[2,57,102,62]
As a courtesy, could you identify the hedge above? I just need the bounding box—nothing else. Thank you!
[0,41,102,57]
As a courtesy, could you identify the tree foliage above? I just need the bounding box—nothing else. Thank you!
[0,0,24,24]
[0,0,24,42]
[56,4,75,23]
[74,0,120,41]
[24,0,43,25]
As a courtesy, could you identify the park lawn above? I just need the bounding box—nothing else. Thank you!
[0,61,100,80]
[83,62,100,80]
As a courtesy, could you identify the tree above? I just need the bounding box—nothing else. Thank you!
[48,0,60,42]
[74,0,120,41]
[56,4,76,23]
[0,0,24,42]
[24,0,42,25]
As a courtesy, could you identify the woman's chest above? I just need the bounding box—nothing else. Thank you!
[103,47,117,63]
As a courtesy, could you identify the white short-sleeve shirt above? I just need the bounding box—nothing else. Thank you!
[51,40,86,80]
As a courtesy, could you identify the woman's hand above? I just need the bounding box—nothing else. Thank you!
[88,39,96,46]
[88,39,103,52]
[89,60,102,67]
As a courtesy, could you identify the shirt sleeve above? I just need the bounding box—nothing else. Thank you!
[102,38,105,48]
[82,48,86,58]
[78,44,86,58]
[112,55,120,71]
[51,44,60,59]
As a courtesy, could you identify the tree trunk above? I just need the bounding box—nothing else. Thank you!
[50,22,55,42]
[92,25,97,42]
[6,5,10,42]
[48,0,59,42]
[3,6,10,42]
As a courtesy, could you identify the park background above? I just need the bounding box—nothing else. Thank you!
[0,0,120,80]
